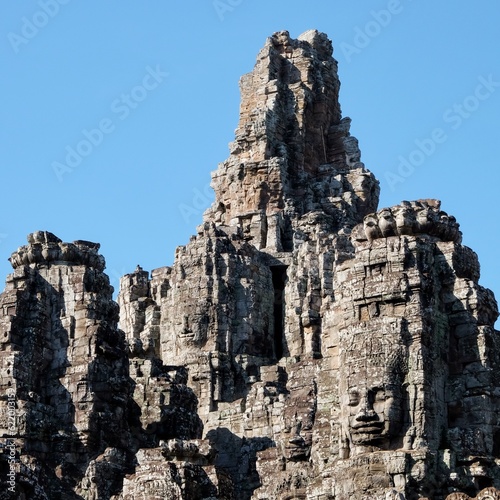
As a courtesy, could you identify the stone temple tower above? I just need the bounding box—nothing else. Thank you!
[1,30,500,500]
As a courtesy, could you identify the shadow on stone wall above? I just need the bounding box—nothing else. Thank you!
[207,427,275,500]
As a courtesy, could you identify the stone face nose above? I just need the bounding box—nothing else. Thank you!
[354,395,379,422]
[355,407,378,422]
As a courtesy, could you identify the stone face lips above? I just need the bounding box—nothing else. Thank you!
[1,30,500,499]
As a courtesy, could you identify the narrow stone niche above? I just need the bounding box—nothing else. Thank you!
[280,225,293,252]
[271,265,288,359]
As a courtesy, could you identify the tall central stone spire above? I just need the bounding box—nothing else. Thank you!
[2,30,500,500]
[204,30,379,251]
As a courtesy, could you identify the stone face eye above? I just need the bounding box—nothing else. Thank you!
[348,391,360,406]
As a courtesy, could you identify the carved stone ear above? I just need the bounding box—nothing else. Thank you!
[339,428,351,459]
[386,347,408,381]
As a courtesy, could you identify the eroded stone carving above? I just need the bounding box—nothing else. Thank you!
[9,230,106,271]
[0,232,217,499]
[339,326,409,457]
[1,30,500,499]
[362,200,462,243]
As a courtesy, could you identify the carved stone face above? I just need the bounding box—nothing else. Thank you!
[378,209,396,237]
[415,206,432,233]
[339,334,407,455]
[363,214,381,242]
[343,382,403,446]
[395,207,416,236]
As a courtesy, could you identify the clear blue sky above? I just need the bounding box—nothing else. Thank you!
[1,2,499,319]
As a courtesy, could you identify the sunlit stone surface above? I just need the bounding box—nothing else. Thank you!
[1,31,499,499]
